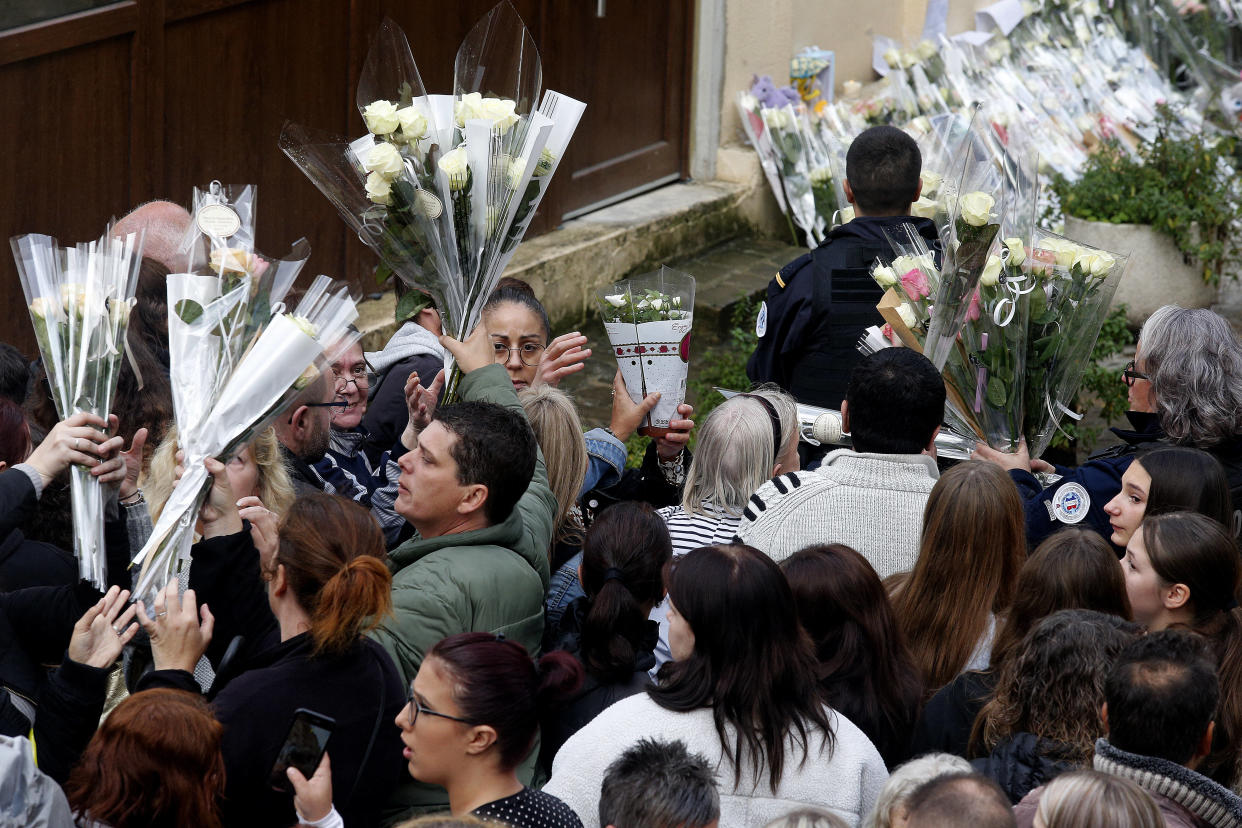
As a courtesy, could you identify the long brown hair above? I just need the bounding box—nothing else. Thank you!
[272,494,393,656]
[1141,511,1242,786]
[891,461,1025,694]
[651,544,834,791]
[65,688,225,828]
[989,528,1132,671]
[781,544,923,763]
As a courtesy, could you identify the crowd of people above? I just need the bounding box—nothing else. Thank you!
[2,124,1242,828]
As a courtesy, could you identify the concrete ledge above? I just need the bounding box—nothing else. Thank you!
[355,175,784,349]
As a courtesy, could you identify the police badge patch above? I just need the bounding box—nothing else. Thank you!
[755,301,768,338]
[1049,482,1090,524]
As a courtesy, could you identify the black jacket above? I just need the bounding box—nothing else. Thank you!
[909,669,996,760]
[538,596,656,777]
[362,351,444,460]
[971,732,1079,804]
[747,216,941,411]
[139,530,407,828]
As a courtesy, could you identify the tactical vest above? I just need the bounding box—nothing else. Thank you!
[788,237,894,409]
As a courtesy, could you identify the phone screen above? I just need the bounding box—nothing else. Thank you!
[269,710,334,792]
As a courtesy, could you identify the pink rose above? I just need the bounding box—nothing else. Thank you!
[900,268,930,301]
[965,288,981,323]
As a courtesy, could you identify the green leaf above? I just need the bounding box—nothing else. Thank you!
[986,376,1008,408]
[175,299,204,324]
[395,290,430,324]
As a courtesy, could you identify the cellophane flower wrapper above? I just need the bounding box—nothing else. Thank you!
[281,5,584,402]
[132,274,359,605]
[12,229,143,589]
[596,267,694,434]
[1022,229,1128,459]
[922,104,1009,371]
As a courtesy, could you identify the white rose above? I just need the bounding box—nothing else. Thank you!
[902,50,918,67]
[1043,239,1080,267]
[980,255,1004,287]
[958,191,995,227]
[910,197,939,219]
[506,158,527,190]
[476,97,519,133]
[454,92,484,127]
[739,93,759,111]
[896,303,918,329]
[873,265,898,287]
[917,39,938,60]
[362,100,400,135]
[363,142,404,178]
[364,171,392,205]
[1003,237,1026,267]
[397,106,429,141]
[208,248,255,275]
[438,146,470,189]
[650,298,665,310]
[288,315,319,339]
[1088,251,1116,277]
[920,170,943,196]
[883,48,902,68]
[762,108,792,130]
[605,294,627,308]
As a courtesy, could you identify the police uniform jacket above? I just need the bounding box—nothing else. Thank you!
[746,215,941,410]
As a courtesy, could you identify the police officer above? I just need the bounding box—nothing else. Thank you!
[747,126,939,465]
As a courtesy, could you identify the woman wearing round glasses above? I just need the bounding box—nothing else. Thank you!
[975,305,1242,550]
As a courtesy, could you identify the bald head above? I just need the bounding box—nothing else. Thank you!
[906,773,1015,828]
[112,201,192,272]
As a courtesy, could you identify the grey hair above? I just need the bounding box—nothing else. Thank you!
[680,384,799,517]
[599,738,720,828]
[1140,305,1242,447]
[863,753,972,828]
[1034,769,1163,828]
[764,809,850,828]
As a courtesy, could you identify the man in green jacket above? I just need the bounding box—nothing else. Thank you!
[371,326,557,820]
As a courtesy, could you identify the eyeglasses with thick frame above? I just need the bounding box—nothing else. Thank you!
[405,684,475,726]
[1123,360,1149,387]
[492,342,545,368]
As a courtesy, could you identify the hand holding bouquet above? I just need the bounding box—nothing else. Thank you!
[12,229,144,588]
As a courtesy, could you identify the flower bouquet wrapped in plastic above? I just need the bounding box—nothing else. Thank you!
[921,105,1010,370]
[1023,229,1128,459]
[737,89,826,246]
[129,186,356,605]
[12,229,144,588]
[596,267,694,436]
[281,4,585,401]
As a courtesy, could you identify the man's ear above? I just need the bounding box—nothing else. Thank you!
[464,724,499,756]
[456,483,489,517]
[843,179,856,205]
[0,461,8,474]
[1100,701,1109,734]
[840,399,850,435]
[925,425,941,456]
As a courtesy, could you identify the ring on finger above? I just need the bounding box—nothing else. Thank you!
[74,437,81,450]
[112,625,123,636]
[155,610,168,618]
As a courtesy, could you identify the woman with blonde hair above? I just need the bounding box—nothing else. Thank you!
[520,385,588,570]
[891,460,1026,694]
[1029,770,1163,828]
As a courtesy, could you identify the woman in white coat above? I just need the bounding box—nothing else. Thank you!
[544,543,888,827]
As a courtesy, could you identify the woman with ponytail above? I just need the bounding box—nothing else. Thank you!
[539,501,671,776]
[396,632,585,826]
[137,473,406,828]
[1120,510,1242,789]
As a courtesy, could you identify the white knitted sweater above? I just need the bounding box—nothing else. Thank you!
[735,450,939,578]
[544,694,887,828]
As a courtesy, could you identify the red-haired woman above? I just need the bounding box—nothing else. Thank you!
[137,476,406,828]
[64,688,225,828]
[396,633,584,826]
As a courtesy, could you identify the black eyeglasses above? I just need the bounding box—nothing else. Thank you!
[493,342,545,367]
[331,363,374,389]
[289,399,348,424]
[405,684,474,726]
[1123,360,1149,387]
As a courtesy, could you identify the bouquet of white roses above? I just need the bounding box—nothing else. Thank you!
[129,185,357,605]
[736,92,827,246]
[597,267,695,436]
[12,228,144,589]
[922,105,1010,370]
[281,4,585,401]
[1022,229,1128,458]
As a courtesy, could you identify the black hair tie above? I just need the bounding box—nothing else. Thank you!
[602,567,626,585]
[741,393,783,466]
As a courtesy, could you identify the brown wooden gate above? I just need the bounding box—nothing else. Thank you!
[0,0,691,353]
